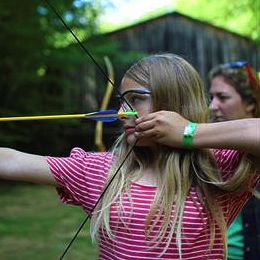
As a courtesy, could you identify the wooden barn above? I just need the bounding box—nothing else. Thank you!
[103,11,259,86]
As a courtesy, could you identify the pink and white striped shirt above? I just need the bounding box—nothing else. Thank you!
[47,148,259,260]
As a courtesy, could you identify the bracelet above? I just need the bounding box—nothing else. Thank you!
[183,121,198,148]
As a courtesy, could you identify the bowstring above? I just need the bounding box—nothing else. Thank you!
[42,1,138,259]
[58,140,138,260]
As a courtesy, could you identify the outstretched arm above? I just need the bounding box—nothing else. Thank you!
[134,111,260,157]
[0,148,57,185]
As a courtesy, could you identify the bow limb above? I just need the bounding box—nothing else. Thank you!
[94,56,114,152]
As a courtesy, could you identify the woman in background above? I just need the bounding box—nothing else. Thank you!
[209,60,260,260]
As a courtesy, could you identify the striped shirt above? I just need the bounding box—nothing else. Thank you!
[47,148,259,260]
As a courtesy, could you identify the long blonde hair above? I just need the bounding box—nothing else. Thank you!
[90,53,256,258]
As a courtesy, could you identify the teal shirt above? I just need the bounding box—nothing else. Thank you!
[227,213,244,260]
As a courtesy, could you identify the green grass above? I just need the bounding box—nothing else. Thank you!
[0,181,98,259]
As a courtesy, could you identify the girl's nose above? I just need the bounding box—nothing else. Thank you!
[118,109,138,122]
[117,106,125,122]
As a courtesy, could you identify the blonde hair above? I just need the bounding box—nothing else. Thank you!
[90,53,256,258]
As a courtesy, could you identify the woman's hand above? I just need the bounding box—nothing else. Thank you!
[134,111,188,148]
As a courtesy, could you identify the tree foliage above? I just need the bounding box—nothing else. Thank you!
[100,0,259,42]
[0,0,143,155]
[175,0,260,42]
[0,0,107,154]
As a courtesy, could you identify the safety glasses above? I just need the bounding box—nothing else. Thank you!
[116,89,151,110]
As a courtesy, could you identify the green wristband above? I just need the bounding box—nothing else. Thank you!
[182,121,198,148]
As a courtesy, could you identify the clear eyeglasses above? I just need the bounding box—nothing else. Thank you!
[116,89,151,111]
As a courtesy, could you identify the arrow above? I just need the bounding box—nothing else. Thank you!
[0,110,138,123]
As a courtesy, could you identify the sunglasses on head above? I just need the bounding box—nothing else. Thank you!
[223,60,258,90]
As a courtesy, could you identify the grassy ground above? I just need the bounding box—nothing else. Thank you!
[0,181,98,260]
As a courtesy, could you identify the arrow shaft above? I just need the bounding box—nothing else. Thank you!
[0,111,137,122]
[0,114,87,121]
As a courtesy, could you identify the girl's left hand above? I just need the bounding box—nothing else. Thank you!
[134,111,188,148]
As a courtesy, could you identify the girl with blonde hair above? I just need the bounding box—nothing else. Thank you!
[0,53,259,259]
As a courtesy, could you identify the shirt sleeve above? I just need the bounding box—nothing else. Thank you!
[46,147,114,212]
[214,149,260,225]
[213,149,241,181]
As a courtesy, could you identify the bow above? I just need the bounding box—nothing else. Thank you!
[42,1,138,259]
[95,56,114,151]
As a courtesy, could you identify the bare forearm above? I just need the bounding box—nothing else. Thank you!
[0,148,56,185]
[193,119,260,156]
